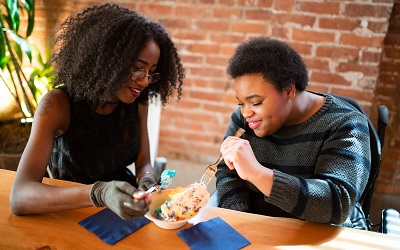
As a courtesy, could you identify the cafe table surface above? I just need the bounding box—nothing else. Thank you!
[1,168,399,249]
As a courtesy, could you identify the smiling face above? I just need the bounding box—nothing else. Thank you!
[234,73,296,137]
[115,39,161,104]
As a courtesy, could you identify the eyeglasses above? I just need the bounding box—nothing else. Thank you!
[130,68,161,84]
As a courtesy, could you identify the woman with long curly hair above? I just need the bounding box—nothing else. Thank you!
[10,3,184,220]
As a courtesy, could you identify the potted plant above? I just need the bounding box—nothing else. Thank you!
[0,0,53,170]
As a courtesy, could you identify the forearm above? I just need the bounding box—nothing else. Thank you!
[10,182,92,215]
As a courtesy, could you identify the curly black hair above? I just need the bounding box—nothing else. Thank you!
[227,37,308,92]
[50,3,184,107]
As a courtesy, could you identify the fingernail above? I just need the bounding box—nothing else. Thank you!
[123,201,132,207]
[135,191,145,197]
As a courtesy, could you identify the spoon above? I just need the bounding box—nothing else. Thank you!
[145,169,177,193]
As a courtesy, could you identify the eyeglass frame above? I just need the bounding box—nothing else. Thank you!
[130,68,161,84]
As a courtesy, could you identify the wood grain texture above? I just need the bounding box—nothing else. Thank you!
[0,169,398,249]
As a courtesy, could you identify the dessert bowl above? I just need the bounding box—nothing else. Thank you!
[144,189,199,230]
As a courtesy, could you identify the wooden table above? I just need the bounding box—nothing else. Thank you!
[1,169,399,249]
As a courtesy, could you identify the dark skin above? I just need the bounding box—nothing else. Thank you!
[9,41,160,215]
[221,73,325,197]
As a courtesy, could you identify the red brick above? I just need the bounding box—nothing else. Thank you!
[257,0,274,8]
[303,58,330,71]
[316,46,359,60]
[345,3,393,18]
[361,51,382,63]
[190,66,225,77]
[292,29,335,43]
[379,62,400,72]
[180,54,204,64]
[244,9,273,20]
[190,78,228,90]
[221,44,237,55]
[138,4,173,16]
[158,18,191,29]
[310,72,352,86]
[319,18,361,31]
[272,27,290,39]
[340,33,385,47]
[210,33,245,44]
[186,44,220,54]
[172,30,207,41]
[297,1,340,15]
[306,84,329,93]
[190,89,224,102]
[289,42,313,56]
[274,14,315,27]
[196,20,229,32]
[231,22,267,33]
[219,0,235,6]
[337,62,379,77]
[213,7,242,19]
[368,21,391,34]
[275,0,295,11]
[384,48,400,59]
[203,103,236,113]
[176,6,210,17]
[205,55,230,67]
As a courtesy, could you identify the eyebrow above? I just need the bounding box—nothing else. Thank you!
[236,94,261,101]
[136,59,157,67]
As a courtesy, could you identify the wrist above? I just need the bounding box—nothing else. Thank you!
[136,171,157,185]
[89,181,106,207]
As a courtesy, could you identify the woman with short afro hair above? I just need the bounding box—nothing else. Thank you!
[216,37,370,230]
[10,3,184,220]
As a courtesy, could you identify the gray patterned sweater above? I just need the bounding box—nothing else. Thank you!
[216,93,370,229]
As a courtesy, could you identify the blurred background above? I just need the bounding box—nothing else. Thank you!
[0,0,399,227]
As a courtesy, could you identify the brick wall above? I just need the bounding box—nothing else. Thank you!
[31,0,399,194]
[374,0,400,194]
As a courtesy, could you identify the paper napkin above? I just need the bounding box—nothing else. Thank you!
[78,208,150,245]
[177,217,251,250]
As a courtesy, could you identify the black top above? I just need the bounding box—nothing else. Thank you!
[49,93,140,184]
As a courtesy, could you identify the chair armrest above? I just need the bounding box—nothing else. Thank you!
[207,189,219,207]
[380,208,400,236]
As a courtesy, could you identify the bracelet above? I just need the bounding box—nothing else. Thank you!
[136,171,157,185]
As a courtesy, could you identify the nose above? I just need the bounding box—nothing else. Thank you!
[135,76,150,88]
[241,104,254,119]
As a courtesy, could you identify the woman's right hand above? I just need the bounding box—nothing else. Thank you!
[90,181,151,220]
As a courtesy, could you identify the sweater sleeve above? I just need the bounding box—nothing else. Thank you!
[266,113,371,225]
[216,108,250,211]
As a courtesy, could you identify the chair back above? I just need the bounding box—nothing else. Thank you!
[331,94,388,228]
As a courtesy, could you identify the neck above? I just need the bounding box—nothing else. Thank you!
[106,100,120,104]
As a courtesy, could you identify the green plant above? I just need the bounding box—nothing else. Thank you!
[0,0,53,122]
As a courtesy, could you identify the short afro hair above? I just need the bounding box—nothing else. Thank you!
[227,37,308,92]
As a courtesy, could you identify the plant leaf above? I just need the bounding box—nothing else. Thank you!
[21,0,35,37]
[6,0,20,32]
[7,30,32,62]
[0,29,7,70]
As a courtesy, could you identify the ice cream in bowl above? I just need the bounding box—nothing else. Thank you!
[145,183,210,229]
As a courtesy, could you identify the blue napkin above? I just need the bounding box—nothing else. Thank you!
[177,217,251,250]
[78,208,150,245]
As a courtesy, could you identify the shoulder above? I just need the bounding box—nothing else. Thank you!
[35,89,70,133]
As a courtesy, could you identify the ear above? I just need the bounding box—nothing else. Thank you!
[285,84,296,100]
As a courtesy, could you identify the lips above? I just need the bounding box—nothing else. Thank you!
[129,87,141,98]
[247,120,262,130]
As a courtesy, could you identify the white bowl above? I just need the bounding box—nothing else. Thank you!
[145,189,196,230]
